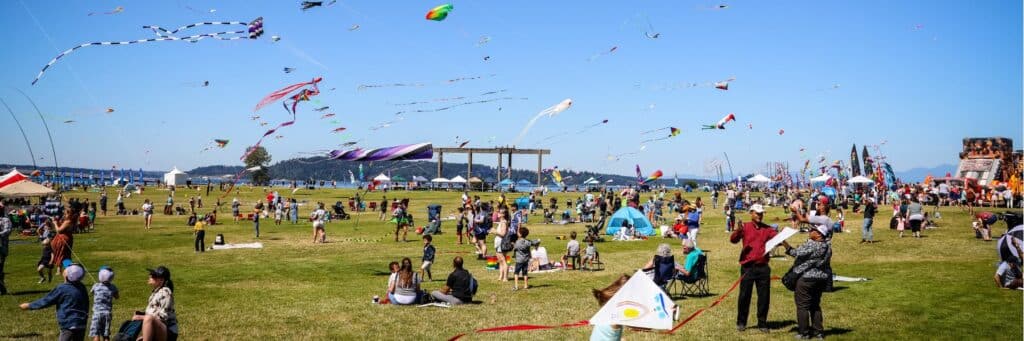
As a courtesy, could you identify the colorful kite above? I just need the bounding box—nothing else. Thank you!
[714,78,733,90]
[458,141,470,148]
[32,17,264,85]
[425,4,454,21]
[702,113,735,130]
[215,139,229,147]
[641,127,680,143]
[283,67,296,73]
[106,108,115,113]
[314,106,330,112]
[271,35,281,42]
[253,77,322,112]
[320,113,335,119]
[332,127,347,133]
[643,170,664,184]
[778,129,785,135]
[327,143,433,161]
[243,77,322,160]
[514,98,572,144]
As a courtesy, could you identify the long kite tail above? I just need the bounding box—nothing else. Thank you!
[0,97,38,169]
[701,125,717,130]
[143,21,249,36]
[32,31,247,85]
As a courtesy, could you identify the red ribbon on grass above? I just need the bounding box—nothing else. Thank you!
[448,320,590,340]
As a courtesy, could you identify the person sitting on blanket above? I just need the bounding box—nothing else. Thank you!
[430,256,475,305]
[388,258,423,305]
[529,239,552,271]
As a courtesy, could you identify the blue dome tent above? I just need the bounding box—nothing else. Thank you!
[605,207,655,236]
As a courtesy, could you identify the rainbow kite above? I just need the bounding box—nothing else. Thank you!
[425,4,453,21]
[643,170,663,184]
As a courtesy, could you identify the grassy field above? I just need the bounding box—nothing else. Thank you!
[1,186,1021,340]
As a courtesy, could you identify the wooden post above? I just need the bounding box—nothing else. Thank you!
[437,152,444,179]
[497,151,503,184]
[508,152,513,180]
[537,151,543,186]
[468,151,473,181]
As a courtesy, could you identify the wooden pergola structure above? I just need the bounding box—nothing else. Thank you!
[435,147,551,186]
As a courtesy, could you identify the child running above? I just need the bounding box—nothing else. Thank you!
[421,235,436,281]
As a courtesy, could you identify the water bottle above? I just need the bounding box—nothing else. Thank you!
[372,295,380,304]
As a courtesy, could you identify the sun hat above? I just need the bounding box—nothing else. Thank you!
[748,204,765,213]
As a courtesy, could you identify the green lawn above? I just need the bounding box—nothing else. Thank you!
[1,186,1020,340]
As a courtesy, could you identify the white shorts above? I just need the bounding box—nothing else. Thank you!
[314,222,325,230]
[494,236,504,253]
[421,261,432,270]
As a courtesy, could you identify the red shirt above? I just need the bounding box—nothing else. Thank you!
[730,221,778,266]
[673,222,688,235]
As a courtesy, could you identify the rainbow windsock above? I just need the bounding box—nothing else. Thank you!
[425,4,453,21]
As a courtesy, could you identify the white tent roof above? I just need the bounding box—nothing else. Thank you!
[373,173,390,182]
[165,167,187,175]
[430,177,450,183]
[449,175,467,183]
[0,179,55,198]
[747,174,771,183]
[847,175,875,184]
[583,177,600,185]
[412,175,429,182]
[810,174,832,183]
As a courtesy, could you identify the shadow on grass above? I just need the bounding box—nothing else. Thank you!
[825,327,853,336]
[829,286,850,292]
[765,320,796,330]
[1,332,42,339]
[9,289,50,296]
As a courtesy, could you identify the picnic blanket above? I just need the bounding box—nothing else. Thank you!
[211,242,264,250]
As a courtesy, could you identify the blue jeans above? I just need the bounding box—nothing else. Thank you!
[254,221,260,238]
[862,217,873,241]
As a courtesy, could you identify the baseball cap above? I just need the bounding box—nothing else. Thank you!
[812,224,830,237]
[64,264,85,282]
[146,266,171,280]
[98,266,115,283]
[748,204,765,213]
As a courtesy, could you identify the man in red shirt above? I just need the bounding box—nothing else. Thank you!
[729,204,778,333]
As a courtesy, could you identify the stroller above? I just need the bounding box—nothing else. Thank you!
[585,214,607,242]
[332,201,351,220]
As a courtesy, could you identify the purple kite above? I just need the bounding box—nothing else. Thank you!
[328,143,433,162]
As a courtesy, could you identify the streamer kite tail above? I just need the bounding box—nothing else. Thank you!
[254,77,322,111]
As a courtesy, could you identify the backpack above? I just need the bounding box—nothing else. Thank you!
[468,276,479,296]
[114,320,142,341]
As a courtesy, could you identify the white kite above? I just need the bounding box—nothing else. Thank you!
[590,270,677,330]
[513,98,572,144]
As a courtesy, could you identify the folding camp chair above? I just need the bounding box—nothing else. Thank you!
[667,254,709,297]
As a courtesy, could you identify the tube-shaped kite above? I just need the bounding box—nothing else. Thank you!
[702,113,735,130]
[644,170,663,184]
[328,143,433,161]
[426,4,453,21]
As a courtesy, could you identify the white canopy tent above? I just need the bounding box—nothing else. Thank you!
[847,175,875,184]
[412,175,429,183]
[372,173,391,182]
[583,177,600,185]
[430,177,450,183]
[810,174,832,183]
[163,167,188,186]
[0,179,56,198]
[747,174,771,183]
[449,175,467,183]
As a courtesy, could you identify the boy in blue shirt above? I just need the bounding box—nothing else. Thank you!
[20,263,89,340]
[421,235,436,281]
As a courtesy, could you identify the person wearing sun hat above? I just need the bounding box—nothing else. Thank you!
[20,263,90,340]
[782,213,834,339]
[133,266,178,341]
[729,203,779,333]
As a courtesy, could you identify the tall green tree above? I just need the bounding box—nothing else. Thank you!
[244,146,272,186]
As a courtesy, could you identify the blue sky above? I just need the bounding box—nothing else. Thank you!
[0,1,1020,178]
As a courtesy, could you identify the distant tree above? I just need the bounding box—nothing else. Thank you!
[244,146,272,186]
[684,180,699,189]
